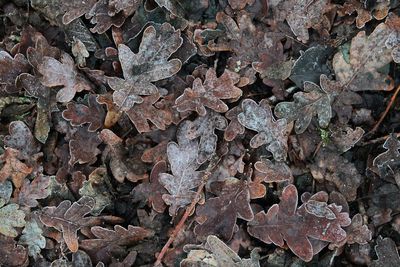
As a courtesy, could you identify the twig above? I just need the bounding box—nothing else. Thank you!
[359,132,400,146]
[154,156,221,266]
[369,84,400,134]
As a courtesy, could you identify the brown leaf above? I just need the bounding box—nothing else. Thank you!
[254,159,293,183]
[4,121,40,159]
[195,178,254,240]
[175,68,241,116]
[0,148,33,188]
[373,133,400,181]
[331,214,372,248]
[39,196,95,252]
[80,225,153,263]
[100,129,148,182]
[370,236,400,267]
[69,126,102,165]
[224,106,245,141]
[125,92,172,133]
[18,174,51,208]
[0,51,30,94]
[131,161,168,213]
[238,99,288,161]
[38,52,92,102]
[247,184,351,262]
[0,234,28,266]
[62,94,106,132]
[159,128,205,216]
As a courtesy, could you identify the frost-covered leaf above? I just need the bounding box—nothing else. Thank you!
[247,184,351,262]
[333,19,398,92]
[175,68,241,116]
[19,218,46,259]
[371,236,400,267]
[0,51,30,94]
[238,99,288,161]
[18,175,51,208]
[0,148,33,188]
[224,106,245,141]
[62,94,106,132]
[69,126,102,165]
[39,196,95,252]
[80,225,153,263]
[79,168,113,216]
[182,111,228,164]
[38,52,92,102]
[270,0,330,43]
[331,214,371,248]
[159,127,205,216]
[108,23,182,113]
[4,121,40,159]
[0,234,28,266]
[195,178,254,240]
[275,75,340,134]
[0,203,26,237]
[373,134,400,181]
[254,159,293,183]
[0,180,12,208]
[330,125,364,152]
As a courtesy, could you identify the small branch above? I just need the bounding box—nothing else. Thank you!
[360,132,400,146]
[369,84,400,134]
[154,156,220,266]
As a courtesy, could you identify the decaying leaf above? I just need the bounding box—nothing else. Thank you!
[69,126,102,165]
[331,213,372,248]
[159,128,205,216]
[0,203,26,237]
[247,184,351,262]
[0,51,30,94]
[370,236,400,267]
[0,234,28,266]
[39,196,95,252]
[254,159,293,183]
[80,225,153,263]
[238,99,288,161]
[195,178,254,240]
[181,235,260,267]
[182,111,228,164]
[62,94,106,132]
[275,75,340,134]
[38,52,92,102]
[0,180,12,208]
[175,68,241,116]
[224,106,245,141]
[4,120,41,159]
[0,148,33,188]
[18,174,51,208]
[373,134,400,181]
[108,23,182,119]
[19,218,46,259]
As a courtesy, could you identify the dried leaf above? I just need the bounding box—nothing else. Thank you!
[62,94,106,132]
[0,148,33,188]
[373,134,400,180]
[330,125,364,152]
[247,185,351,262]
[0,51,30,94]
[195,178,254,240]
[159,129,205,216]
[275,75,340,134]
[39,196,95,252]
[238,99,288,161]
[69,126,102,165]
[0,234,28,266]
[18,174,51,208]
[370,236,400,267]
[108,23,182,115]
[333,20,396,92]
[183,111,228,164]
[0,180,12,208]
[38,52,92,102]
[4,120,40,158]
[254,159,293,183]
[19,218,46,259]
[0,203,26,237]
[224,106,245,141]
[175,68,241,116]
[80,225,153,263]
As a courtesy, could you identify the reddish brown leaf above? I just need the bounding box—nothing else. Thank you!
[18,174,51,208]
[195,178,254,240]
[80,225,153,263]
[69,126,102,165]
[254,159,293,183]
[0,51,30,94]
[247,184,351,262]
[0,234,28,266]
[4,121,40,159]
[224,106,245,141]
[0,148,33,188]
[62,94,106,132]
[39,196,95,252]
[175,68,241,116]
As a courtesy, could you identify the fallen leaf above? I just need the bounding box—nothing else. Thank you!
[0,234,28,266]
[0,148,33,188]
[370,236,400,267]
[18,174,51,208]
[0,203,26,237]
[19,218,46,259]
[0,51,30,94]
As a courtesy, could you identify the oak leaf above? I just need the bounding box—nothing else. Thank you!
[0,51,30,94]
[194,178,254,240]
[371,236,400,267]
[0,148,33,188]
[175,68,241,116]
[19,218,46,259]
[108,23,182,115]
[238,99,288,161]
[0,203,26,237]
[247,184,351,262]
[254,159,293,183]
[69,126,102,165]
[39,196,95,252]
[373,134,400,181]
[0,234,28,266]
[18,174,51,208]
